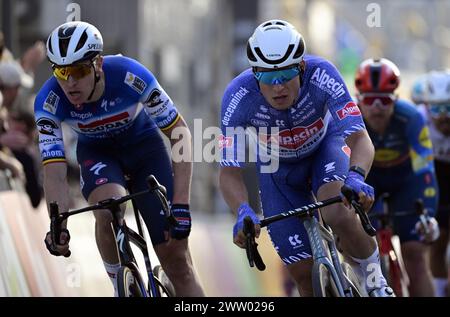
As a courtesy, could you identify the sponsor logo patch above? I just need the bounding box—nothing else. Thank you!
[336,102,361,120]
[36,118,59,136]
[124,72,147,94]
[95,178,108,185]
[43,91,60,114]
[218,135,233,149]
[145,88,164,107]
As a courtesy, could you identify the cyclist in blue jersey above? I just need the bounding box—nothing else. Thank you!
[35,21,204,296]
[355,58,440,296]
[418,71,450,297]
[219,20,393,297]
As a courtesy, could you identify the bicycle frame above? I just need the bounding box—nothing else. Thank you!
[302,211,350,296]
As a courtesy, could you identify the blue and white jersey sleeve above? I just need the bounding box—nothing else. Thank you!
[310,60,366,137]
[129,65,181,131]
[34,87,66,165]
[219,84,251,168]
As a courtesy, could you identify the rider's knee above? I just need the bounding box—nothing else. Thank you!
[323,204,356,230]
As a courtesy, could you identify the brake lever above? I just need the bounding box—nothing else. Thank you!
[341,186,377,236]
[243,216,255,267]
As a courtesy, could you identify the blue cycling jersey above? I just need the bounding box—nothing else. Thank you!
[365,99,434,176]
[34,55,181,165]
[365,99,438,242]
[220,55,366,166]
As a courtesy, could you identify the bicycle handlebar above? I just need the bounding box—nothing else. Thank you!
[243,185,377,270]
[49,175,177,256]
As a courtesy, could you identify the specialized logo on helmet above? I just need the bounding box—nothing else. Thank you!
[87,43,103,50]
[336,102,361,120]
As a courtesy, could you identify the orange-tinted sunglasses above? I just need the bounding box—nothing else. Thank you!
[52,63,93,81]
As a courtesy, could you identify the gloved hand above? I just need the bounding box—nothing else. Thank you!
[44,229,71,257]
[233,203,261,248]
[342,171,375,211]
[415,216,440,243]
[170,204,191,240]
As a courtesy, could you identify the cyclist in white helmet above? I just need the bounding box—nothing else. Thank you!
[35,21,205,296]
[418,71,450,296]
[219,20,393,296]
[411,74,429,106]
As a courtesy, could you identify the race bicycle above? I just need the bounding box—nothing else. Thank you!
[244,186,376,297]
[49,174,176,297]
[369,195,430,297]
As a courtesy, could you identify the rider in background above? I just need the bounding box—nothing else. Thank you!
[219,20,393,297]
[34,21,204,296]
[355,58,439,296]
[417,71,450,297]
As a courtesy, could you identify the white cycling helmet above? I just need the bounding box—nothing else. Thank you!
[424,71,450,104]
[46,21,103,66]
[247,19,306,69]
[410,74,429,104]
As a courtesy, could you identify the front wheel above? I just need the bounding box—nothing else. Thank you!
[342,262,366,297]
[152,265,176,297]
[117,265,147,297]
[313,263,341,297]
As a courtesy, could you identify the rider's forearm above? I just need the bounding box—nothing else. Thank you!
[43,162,70,225]
[171,160,192,205]
[345,129,374,175]
[219,167,249,213]
[167,117,192,205]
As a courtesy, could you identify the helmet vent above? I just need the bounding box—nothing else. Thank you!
[59,38,70,58]
[47,37,53,55]
[265,26,282,31]
[293,39,305,59]
[370,65,381,90]
[246,42,257,62]
[75,31,88,53]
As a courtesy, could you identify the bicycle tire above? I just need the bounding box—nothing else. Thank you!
[117,265,147,297]
[152,265,176,297]
[341,262,366,297]
[313,263,341,297]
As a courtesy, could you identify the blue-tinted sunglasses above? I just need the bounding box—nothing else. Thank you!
[254,66,300,85]
[429,104,450,118]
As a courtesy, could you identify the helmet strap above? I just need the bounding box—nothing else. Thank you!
[298,61,305,87]
[87,63,100,101]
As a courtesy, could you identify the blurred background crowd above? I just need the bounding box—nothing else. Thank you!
[0,0,449,296]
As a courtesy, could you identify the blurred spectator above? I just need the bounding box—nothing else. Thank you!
[1,31,46,114]
[0,61,43,207]
[0,90,24,180]
[0,61,33,112]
